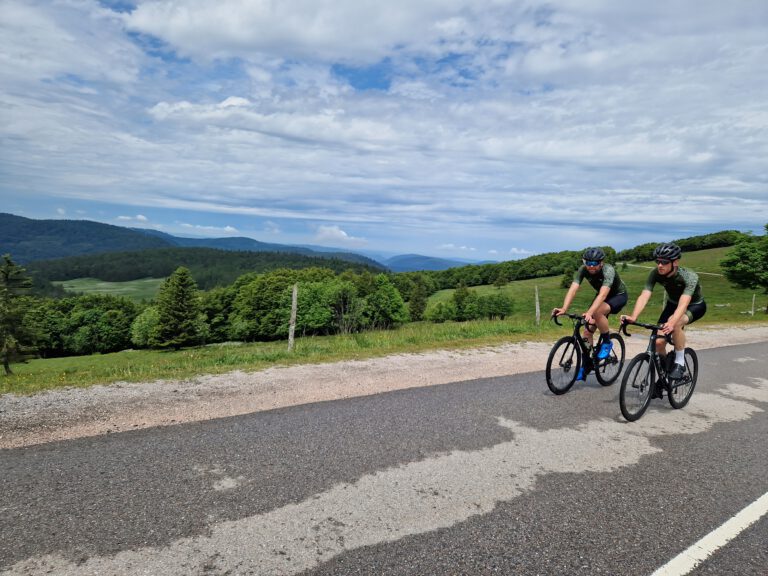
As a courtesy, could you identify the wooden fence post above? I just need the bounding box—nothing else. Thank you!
[288,283,298,351]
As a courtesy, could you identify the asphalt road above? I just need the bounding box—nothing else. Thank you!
[1,341,766,575]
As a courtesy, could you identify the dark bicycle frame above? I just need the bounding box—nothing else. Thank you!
[545,312,625,395]
[618,319,698,421]
[553,311,595,364]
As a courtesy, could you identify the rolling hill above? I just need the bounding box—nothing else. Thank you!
[0,213,381,269]
[0,213,480,272]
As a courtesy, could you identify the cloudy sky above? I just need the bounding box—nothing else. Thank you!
[1,1,767,261]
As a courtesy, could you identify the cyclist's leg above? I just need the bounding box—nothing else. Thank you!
[583,317,598,347]
[673,301,707,362]
[672,314,690,356]
[656,301,677,357]
[595,293,625,357]
[593,300,611,341]
[602,293,627,335]
[673,301,707,350]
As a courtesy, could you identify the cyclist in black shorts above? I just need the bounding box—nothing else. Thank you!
[621,242,707,380]
[553,247,629,379]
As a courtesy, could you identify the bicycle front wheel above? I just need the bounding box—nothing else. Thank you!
[594,333,626,386]
[619,353,653,422]
[668,348,698,409]
[546,336,580,395]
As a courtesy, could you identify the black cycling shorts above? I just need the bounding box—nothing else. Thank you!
[605,292,628,315]
[658,299,707,325]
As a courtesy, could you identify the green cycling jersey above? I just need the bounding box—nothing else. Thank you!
[644,267,704,305]
[573,263,627,297]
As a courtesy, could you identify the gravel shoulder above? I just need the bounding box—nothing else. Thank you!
[2,324,767,449]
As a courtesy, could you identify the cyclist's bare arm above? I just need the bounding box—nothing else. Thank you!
[553,281,580,316]
[621,289,653,323]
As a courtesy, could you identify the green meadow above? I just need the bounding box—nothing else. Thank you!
[52,277,165,302]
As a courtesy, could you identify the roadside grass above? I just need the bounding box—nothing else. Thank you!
[4,246,765,396]
[2,319,547,396]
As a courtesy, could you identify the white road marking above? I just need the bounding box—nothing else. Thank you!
[651,491,768,576]
[3,381,766,576]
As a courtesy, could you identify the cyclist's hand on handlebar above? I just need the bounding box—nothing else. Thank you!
[620,314,635,324]
[660,320,677,335]
[552,307,566,317]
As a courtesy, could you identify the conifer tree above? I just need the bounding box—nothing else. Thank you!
[153,266,205,349]
[0,254,34,374]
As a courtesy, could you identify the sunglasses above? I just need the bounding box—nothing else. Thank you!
[584,260,601,267]
[656,259,671,265]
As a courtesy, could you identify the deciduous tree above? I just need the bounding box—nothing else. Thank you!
[721,225,768,313]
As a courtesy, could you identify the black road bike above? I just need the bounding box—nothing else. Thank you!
[618,320,699,422]
[546,313,625,395]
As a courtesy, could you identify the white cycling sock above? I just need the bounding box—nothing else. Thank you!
[675,349,685,365]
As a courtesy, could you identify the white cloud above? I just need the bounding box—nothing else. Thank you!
[123,0,513,65]
[314,225,366,247]
[439,244,477,252]
[116,214,148,222]
[179,222,239,235]
[509,248,532,256]
[0,1,766,258]
[264,221,281,235]
[0,0,142,86]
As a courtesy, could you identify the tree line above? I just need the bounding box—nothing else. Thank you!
[0,261,514,371]
[615,230,749,263]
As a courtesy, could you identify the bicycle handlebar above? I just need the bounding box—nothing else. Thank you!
[619,319,665,338]
[551,312,595,329]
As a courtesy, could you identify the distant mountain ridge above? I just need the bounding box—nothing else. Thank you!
[383,254,478,272]
[136,228,323,255]
[0,213,379,269]
[0,213,169,262]
[0,213,477,272]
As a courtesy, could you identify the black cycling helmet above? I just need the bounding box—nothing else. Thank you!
[582,247,605,261]
[653,243,682,261]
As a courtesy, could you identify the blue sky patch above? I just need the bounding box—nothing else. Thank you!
[332,59,393,91]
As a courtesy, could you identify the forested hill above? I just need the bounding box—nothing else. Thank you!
[0,213,169,262]
[0,213,380,268]
[26,247,386,291]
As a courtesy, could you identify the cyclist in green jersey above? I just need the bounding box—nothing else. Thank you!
[553,247,628,379]
[621,243,707,381]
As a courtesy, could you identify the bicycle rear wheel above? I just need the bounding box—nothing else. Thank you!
[619,353,653,422]
[594,333,625,386]
[668,348,698,409]
[546,336,580,395]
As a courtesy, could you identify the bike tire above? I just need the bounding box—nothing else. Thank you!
[594,332,626,386]
[546,336,580,395]
[619,353,653,422]
[668,348,698,409]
